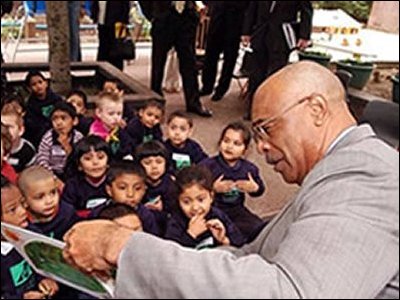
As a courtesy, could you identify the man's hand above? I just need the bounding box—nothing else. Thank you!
[241,35,251,48]
[63,221,134,278]
[297,39,312,51]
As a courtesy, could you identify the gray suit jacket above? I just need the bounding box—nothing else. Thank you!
[115,125,399,299]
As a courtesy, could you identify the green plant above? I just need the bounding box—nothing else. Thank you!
[300,50,332,58]
[340,59,373,67]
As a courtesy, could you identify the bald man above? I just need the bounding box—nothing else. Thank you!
[63,62,399,299]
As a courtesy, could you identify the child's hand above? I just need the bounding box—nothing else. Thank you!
[236,173,259,194]
[23,291,45,299]
[118,119,127,129]
[213,175,236,194]
[39,278,59,297]
[145,196,163,211]
[187,213,208,239]
[207,219,230,246]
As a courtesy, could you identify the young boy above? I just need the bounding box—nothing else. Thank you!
[36,102,83,181]
[18,166,80,240]
[1,124,18,184]
[97,203,143,231]
[125,100,164,153]
[23,70,63,148]
[1,104,36,173]
[164,111,208,173]
[66,90,94,136]
[1,176,59,299]
[91,161,160,236]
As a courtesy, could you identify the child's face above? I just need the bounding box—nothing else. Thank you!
[96,101,123,130]
[29,75,48,100]
[114,214,143,231]
[179,184,213,219]
[79,149,109,179]
[220,129,247,162]
[140,156,167,183]
[24,177,60,219]
[1,185,29,228]
[67,95,86,115]
[167,117,193,147]
[1,115,24,146]
[139,106,163,129]
[106,174,146,207]
[51,110,77,136]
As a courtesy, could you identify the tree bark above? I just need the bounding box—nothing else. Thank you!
[46,1,71,95]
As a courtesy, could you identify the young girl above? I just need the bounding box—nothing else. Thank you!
[23,70,63,148]
[200,122,266,241]
[66,90,94,136]
[165,166,244,248]
[62,135,111,218]
[1,176,59,299]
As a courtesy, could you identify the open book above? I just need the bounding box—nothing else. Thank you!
[1,222,115,299]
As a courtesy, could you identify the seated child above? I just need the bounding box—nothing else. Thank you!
[125,100,164,153]
[89,91,128,157]
[23,70,63,148]
[97,203,143,231]
[36,102,83,181]
[18,165,80,240]
[1,176,59,299]
[66,90,94,135]
[1,124,18,184]
[200,122,266,240]
[1,104,36,173]
[165,166,245,248]
[92,161,160,236]
[164,111,208,173]
[62,136,111,217]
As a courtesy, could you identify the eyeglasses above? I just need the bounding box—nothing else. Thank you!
[252,95,312,142]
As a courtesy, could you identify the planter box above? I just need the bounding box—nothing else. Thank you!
[336,60,375,90]
[298,51,332,67]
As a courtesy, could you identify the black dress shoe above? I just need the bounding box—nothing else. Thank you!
[211,93,224,102]
[199,89,213,97]
[187,105,213,117]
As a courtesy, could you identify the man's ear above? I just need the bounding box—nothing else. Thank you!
[308,94,329,127]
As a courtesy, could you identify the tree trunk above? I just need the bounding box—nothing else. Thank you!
[46,1,71,95]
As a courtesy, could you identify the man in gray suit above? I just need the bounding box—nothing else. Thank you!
[64,62,399,299]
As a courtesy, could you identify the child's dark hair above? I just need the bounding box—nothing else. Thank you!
[140,100,165,114]
[135,141,170,168]
[67,90,88,108]
[51,101,78,119]
[167,110,194,128]
[219,122,252,149]
[1,93,26,115]
[25,70,47,86]
[175,165,214,195]
[106,160,146,186]
[98,203,138,220]
[65,135,111,177]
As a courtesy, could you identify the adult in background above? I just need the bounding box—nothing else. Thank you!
[139,1,212,117]
[68,1,82,62]
[64,62,399,299]
[200,1,249,102]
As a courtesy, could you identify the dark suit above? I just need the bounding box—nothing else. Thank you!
[201,1,249,98]
[91,1,130,70]
[243,1,313,112]
[139,1,203,111]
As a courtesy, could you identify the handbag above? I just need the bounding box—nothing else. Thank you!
[110,23,136,60]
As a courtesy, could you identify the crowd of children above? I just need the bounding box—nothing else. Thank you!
[1,70,268,299]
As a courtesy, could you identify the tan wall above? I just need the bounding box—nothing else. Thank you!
[368,1,399,33]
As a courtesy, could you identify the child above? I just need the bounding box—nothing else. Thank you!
[36,102,83,181]
[125,100,164,153]
[1,124,18,184]
[62,136,111,217]
[1,104,36,173]
[23,70,63,148]
[18,166,80,241]
[89,90,128,157]
[135,141,175,213]
[1,176,59,299]
[97,203,143,231]
[164,111,208,173]
[165,166,244,248]
[92,161,160,236]
[200,122,266,240]
[66,90,94,136]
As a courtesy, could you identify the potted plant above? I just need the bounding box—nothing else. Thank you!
[298,50,332,67]
[392,73,399,104]
[336,59,375,90]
